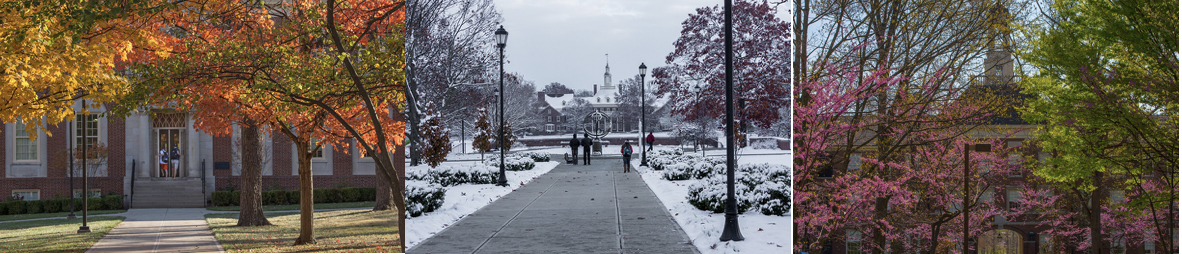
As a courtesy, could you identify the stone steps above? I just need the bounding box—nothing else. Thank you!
[132,179,206,208]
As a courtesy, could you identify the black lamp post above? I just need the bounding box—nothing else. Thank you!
[638,62,648,167]
[494,26,509,187]
[78,115,91,233]
[719,0,743,241]
[67,119,76,219]
[963,143,991,253]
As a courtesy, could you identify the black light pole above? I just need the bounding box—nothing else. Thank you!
[494,26,509,187]
[67,119,76,219]
[719,0,743,242]
[638,62,648,167]
[78,115,90,233]
[963,143,990,253]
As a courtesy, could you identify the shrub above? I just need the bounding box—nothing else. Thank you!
[485,155,535,171]
[212,191,233,206]
[0,202,7,215]
[661,162,694,181]
[262,191,280,205]
[231,191,241,206]
[7,200,26,214]
[647,149,685,171]
[26,200,43,214]
[687,175,755,213]
[287,190,301,205]
[44,198,62,213]
[358,187,376,201]
[517,151,551,162]
[87,197,103,210]
[103,195,122,210]
[326,189,342,203]
[313,189,327,203]
[409,163,499,187]
[404,181,445,217]
[341,188,361,202]
[684,163,790,216]
[61,198,81,212]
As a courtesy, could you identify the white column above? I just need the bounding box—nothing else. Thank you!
[140,113,152,178]
[188,116,199,178]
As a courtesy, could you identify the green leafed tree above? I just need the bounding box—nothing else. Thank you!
[1018,0,1178,251]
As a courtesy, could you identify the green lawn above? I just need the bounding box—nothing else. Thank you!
[206,201,376,212]
[205,209,400,253]
[0,210,126,222]
[0,216,124,253]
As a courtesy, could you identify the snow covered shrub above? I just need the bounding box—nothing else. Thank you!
[484,155,536,171]
[661,162,695,180]
[407,163,499,187]
[647,149,685,171]
[405,181,446,217]
[687,174,756,213]
[517,151,551,162]
[686,163,791,215]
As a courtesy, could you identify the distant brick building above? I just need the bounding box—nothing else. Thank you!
[2,104,400,208]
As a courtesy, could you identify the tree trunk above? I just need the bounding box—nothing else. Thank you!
[237,119,271,226]
[1090,170,1103,254]
[293,138,316,245]
[873,197,888,254]
[406,45,422,166]
[373,167,395,211]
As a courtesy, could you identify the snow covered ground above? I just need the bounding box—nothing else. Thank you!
[404,161,560,249]
[635,149,793,254]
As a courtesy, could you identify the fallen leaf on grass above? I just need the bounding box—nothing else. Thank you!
[710,244,717,249]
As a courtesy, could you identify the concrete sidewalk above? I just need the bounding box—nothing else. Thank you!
[408,157,699,254]
[86,208,224,253]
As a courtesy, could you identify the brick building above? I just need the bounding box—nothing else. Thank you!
[2,104,399,208]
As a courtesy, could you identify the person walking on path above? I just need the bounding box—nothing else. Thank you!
[621,140,633,173]
[581,133,592,165]
[569,133,580,165]
[645,132,655,152]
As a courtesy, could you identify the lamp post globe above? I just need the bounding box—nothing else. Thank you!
[638,62,648,167]
[495,26,509,187]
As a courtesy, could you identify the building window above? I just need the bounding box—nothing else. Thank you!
[1006,141,1022,166]
[846,231,862,254]
[73,189,101,198]
[848,153,862,170]
[1145,240,1155,254]
[1038,152,1049,166]
[76,113,99,150]
[311,138,323,158]
[1007,186,1021,209]
[1038,234,1054,254]
[545,124,555,132]
[1110,190,1125,204]
[14,121,37,161]
[12,189,39,200]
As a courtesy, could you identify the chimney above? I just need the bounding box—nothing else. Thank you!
[537,91,546,102]
[594,84,598,95]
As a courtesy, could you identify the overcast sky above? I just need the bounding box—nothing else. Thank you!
[493,0,791,93]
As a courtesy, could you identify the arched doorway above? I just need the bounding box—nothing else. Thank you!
[979,229,1023,254]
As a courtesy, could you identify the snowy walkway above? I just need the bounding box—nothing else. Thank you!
[408,157,699,254]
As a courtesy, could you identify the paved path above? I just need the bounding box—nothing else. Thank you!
[86,208,224,253]
[72,207,373,253]
[408,157,699,254]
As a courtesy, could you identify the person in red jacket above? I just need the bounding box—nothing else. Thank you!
[621,140,634,173]
[645,132,655,152]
